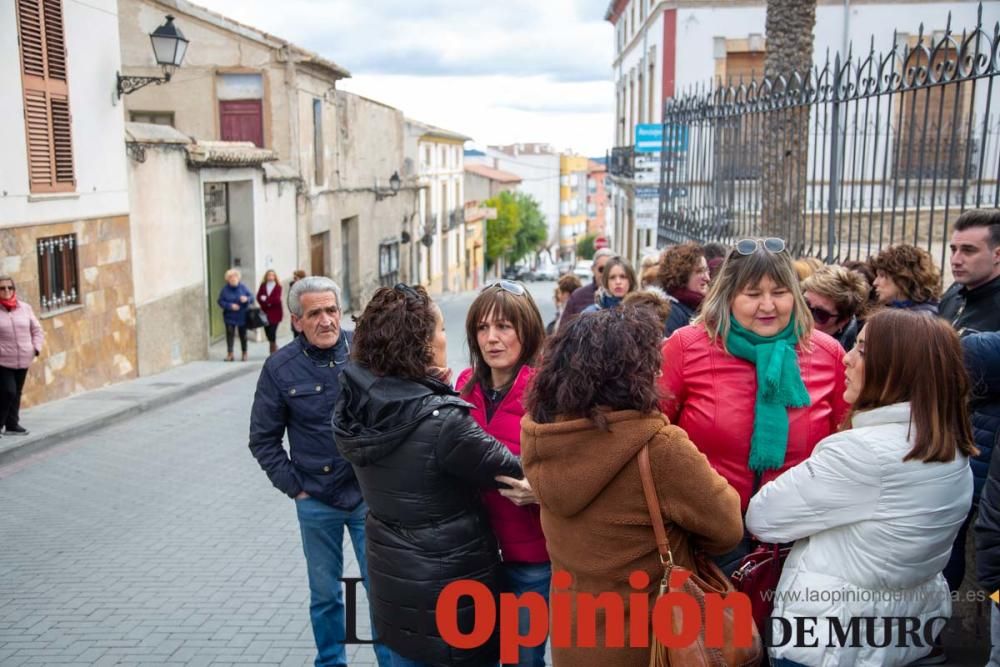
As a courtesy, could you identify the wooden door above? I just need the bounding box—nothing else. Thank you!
[219,99,264,147]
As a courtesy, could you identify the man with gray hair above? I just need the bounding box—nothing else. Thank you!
[559,247,616,329]
[249,276,389,667]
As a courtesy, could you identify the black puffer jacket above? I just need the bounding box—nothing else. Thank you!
[975,436,1000,595]
[962,332,1000,500]
[333,363,522,666]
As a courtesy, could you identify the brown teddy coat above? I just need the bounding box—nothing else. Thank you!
[521,409,743,667]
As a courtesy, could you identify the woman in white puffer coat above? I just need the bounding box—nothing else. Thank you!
[746,309,977,667]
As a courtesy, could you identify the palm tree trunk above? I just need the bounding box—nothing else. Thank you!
[761,0,817,241]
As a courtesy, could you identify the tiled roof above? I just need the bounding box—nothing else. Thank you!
[186,141,278,167]
[464,164,523,183]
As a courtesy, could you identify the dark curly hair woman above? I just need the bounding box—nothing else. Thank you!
[520,306,743,667]
[656,242,711,336]
[333,284,523,667]
[870,244,942,314]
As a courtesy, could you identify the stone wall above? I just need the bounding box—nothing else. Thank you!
[0,215,138,407]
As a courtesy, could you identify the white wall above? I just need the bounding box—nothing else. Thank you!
[255,180,298,286]
[128,146,203,307]
[0,0,128,226]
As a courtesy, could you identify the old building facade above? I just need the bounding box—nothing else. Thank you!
[2,0,137,406]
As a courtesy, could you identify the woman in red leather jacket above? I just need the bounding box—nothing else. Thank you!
[456,280,548,667]
[659,239,849,574]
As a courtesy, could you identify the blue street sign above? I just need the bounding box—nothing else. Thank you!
[634,124,689,153]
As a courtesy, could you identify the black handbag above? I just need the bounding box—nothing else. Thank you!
[246,307,268,329]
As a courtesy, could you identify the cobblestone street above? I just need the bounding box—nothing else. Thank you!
[0,369,355,667]
[0,284,557,666]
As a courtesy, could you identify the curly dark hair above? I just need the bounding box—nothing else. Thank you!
[656,242,705,293]
[352,285,436,379]
[525,306,663,431]
[870,244,942,303]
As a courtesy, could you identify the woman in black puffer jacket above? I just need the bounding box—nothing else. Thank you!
[334,284,526,667]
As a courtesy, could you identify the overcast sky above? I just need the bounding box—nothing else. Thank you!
[190,0,615,157]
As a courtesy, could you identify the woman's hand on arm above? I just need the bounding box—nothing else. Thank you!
[495,475,538,505]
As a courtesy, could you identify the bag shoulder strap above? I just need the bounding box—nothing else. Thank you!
[637,444,674,566]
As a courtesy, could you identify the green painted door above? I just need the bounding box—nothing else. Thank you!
[206,225,231,340]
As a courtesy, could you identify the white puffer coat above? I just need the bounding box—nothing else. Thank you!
[746,402,972,667]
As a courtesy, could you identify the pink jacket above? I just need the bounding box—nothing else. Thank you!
[0,301,44,369]
[456,365,549,564]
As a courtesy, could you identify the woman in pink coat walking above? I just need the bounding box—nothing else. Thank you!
[0,275,44,437]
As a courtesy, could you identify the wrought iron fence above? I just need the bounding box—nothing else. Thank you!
[655,5,1000,270]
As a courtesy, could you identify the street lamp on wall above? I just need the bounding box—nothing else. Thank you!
[116,15,189,99]
[375,171,402,201]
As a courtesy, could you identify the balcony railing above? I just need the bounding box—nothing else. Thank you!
[609,146,634,178]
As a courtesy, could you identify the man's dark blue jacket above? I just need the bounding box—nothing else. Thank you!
[962,332,1000,501]
[248,331,362,510]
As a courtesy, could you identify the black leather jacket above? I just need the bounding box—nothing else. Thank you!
[334,363,522,666]
[940,274,1000,336]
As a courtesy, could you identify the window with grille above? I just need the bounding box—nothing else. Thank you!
[16,0,75,193]
[37,234,79,312]
[378,242,400,287]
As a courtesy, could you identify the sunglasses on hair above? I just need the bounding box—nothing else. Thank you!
[481,280,526,296]
[735,238,786,255]
[806,302,839,325]
[394,283,422,300]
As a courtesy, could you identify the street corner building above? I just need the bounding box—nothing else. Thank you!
[2,0,138,408]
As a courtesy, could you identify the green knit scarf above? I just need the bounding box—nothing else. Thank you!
[726,315,812,472]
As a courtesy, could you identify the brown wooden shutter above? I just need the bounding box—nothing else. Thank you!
[17,0,74,193]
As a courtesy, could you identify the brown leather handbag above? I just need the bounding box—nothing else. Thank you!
[637,445,763,667]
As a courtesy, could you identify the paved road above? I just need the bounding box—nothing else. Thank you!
[0,284,557,667]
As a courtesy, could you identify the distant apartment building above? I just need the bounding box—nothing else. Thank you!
[559,155,589,260]
[466,143,561,251]
[587,160,608,237]
[464,163,522,202]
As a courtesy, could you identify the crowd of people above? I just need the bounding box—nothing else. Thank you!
[246,208,1000,667]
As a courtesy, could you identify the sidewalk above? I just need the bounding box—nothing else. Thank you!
[0,331,286,467]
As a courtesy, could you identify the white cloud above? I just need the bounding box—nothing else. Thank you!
[185,0,615,155]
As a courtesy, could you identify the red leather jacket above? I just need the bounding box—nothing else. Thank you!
[456,365,549,564]
[659,324,849,510]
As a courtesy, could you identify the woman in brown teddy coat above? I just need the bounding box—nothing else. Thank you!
[522,304,743,667]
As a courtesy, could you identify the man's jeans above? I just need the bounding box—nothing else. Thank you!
[295,497,392,667]
[989,603,1000,667]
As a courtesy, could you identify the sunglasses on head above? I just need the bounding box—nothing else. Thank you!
[735,238,786,255]
[481,280,526,296]
[394,283,423,301]
[805,301,840,325]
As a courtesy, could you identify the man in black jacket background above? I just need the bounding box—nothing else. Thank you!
[248,276,390,667]
[975,444,1000,667]
[940,209,1000,336]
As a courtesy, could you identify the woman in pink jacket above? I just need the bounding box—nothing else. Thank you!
[0,275,44,437]
[457,280,548,667]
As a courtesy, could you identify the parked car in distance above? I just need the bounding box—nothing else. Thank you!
[533,265,558,281]
[573,260,593,281]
